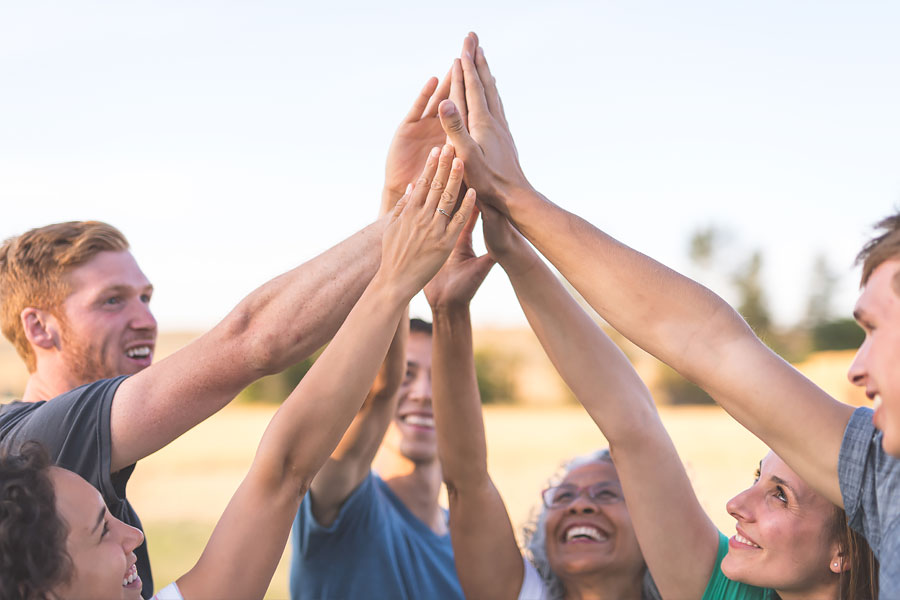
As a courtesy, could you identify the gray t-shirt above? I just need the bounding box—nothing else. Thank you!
[838,406,900,596]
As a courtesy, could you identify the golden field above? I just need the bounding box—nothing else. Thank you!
[0,330,869,599]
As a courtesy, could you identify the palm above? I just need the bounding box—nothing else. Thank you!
[424,212,494,308]
[384,118,447,202]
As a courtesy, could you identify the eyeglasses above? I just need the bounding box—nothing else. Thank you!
[541,482,624,508]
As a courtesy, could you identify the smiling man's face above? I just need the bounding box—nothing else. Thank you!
[56,250,157,385]
[849,259,900,456]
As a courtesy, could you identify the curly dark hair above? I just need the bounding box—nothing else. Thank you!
[0,441,73,600]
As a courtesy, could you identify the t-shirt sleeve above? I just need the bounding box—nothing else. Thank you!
[517,556,549,600]
[292,471,378,558]
[701,532,771,600]
[2,376,130,505]
[150,582,183,600]
[838,407,884,549]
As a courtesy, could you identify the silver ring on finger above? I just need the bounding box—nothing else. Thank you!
[437,208,452,218]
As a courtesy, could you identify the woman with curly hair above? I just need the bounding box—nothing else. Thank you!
[0,146,475,600]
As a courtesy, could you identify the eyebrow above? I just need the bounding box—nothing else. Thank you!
[91,507,106,537]
[768,474,796,496]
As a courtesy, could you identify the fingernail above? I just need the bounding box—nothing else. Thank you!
[430,146,440,158]
[441,144,452,157]
[405,183,412,195]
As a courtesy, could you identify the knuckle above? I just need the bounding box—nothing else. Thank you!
[430,178,445,191]
[440,189,455,205]
[416,176,429,188]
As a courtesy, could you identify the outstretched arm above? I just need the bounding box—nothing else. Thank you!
[425,210,526,600]
[175,145,478,600]
[438,33,852,506]
[482,204,719,599]
[109,79,454,475]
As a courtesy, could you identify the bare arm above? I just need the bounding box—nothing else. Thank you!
[438,33,852,506]
[482,204,719,599]
[424,212,524,600]
[175,144,478,600]
[109,78,454,475]
[306,78,457,521]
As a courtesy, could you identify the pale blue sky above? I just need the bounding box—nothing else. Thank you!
[2,1,898,330]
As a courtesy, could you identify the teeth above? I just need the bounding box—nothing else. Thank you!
[123,565,137,586]
[874,394,883,410]
[126,346,151,359]
[734,533,760,548]
[403,414,434,428]
[565,525,606,542]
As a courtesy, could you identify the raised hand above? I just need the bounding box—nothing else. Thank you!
[382,74,453,213]
[437,33,533,214]
[379,143,477,295]
[424,206,494,310]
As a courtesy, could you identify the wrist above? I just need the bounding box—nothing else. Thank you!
[430,303,472,322]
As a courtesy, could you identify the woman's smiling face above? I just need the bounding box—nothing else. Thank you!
[543,460,644,582]
[50,468,145,600]
[721,452,842,594]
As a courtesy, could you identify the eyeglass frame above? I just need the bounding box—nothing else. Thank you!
[540,481,624,509]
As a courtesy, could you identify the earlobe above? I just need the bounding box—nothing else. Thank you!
[21,308,60,350]
[829,553,851,574]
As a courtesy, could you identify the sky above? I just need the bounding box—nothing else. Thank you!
[2,1,899,331]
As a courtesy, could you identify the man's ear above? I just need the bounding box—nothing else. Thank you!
[21,308,61,350]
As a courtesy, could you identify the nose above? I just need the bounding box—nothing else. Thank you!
[567,492,597,514]
[726,486,755,523]
[847,338,869,387]
[117,519,145,553]
[129,298,157,334]
[407,371,432,404]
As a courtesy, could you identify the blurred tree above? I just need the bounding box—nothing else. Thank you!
[474,347,518,404]
[688,225,722,269]
[805,253,839,326]
[733,250,772,337]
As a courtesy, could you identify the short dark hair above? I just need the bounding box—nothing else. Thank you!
[0,442,73,600]
[857,211,900,296]
[410,318,432,336]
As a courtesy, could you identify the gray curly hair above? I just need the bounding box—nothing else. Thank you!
[520,449,659,600]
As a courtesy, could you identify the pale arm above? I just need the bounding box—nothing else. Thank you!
[482,205,719,599]
[439,34,852,506]
[174,144,478,600]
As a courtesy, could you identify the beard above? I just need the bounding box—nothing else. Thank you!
[58,319,119,385]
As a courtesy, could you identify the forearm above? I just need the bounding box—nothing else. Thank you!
[110,217,387,471]
[431,304,490,492]
[309,314,408,522]
[252,270,408,493]
[218,216,387,377]
[431,304,523,600]
[504,189,850,504]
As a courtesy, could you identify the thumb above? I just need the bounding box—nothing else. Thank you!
[439,100,475,149]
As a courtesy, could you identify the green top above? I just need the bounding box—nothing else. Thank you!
[701,532,775,600]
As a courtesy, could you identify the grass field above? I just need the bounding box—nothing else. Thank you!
[130,402,799,599]
[1,333,867,599]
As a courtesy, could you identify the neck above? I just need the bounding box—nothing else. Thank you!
[776,579,841,600]
[21,366,81,402]
[561,568,644,600]
[374,449,445,535]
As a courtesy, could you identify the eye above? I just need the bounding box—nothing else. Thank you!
[753,467,761,484]
[773,485,788,504]
[104,296,121,306]
[140,293,152,303]
[553,490,575,503]
[100,520,110,539]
